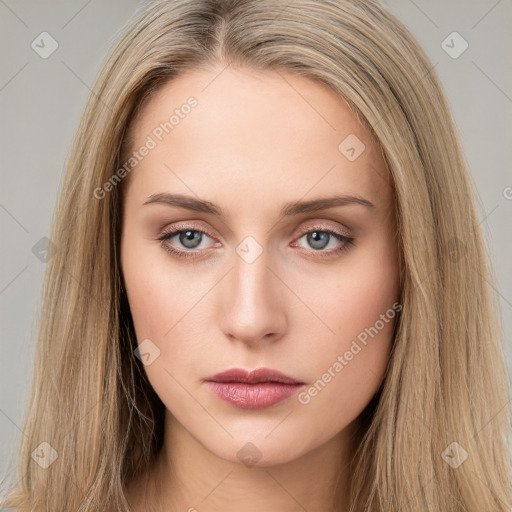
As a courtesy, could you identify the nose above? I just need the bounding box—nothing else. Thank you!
[219,245,287,346]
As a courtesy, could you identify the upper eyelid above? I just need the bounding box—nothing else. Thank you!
[159,223,217,240]
[295,222,351,237]
[160,218,351,236]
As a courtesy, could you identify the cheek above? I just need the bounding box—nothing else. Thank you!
[120,232,214,365]
[293,241,400,438]
[122,249,167,340]
[296,237,400,356]
[121,237,194,398]
[121,231,183,342]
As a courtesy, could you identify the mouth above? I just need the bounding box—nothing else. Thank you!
[204,368,305,409]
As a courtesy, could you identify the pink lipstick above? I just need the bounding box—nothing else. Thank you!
[204,368,305,409]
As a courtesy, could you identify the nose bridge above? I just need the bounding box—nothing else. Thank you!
[220,237,285,343]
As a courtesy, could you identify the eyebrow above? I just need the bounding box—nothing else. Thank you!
[143,192,375,216]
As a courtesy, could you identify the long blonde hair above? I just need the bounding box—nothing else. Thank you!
[2,0,511,510]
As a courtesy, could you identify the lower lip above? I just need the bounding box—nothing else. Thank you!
[206,381,303,409]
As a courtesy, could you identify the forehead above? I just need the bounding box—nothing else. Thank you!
[123,65,391,212]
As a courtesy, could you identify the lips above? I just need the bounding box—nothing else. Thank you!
[205,367,304,385]
[204,368,305,409]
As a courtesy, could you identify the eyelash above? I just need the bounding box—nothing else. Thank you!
[156,224,355,260]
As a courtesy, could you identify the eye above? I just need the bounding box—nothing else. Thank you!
[157,226,218,259]
[156,224,355,260]
[292,227,355,258]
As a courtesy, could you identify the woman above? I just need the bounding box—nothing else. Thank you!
[1,0,511,510]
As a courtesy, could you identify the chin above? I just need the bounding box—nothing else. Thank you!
[202,432,313,469]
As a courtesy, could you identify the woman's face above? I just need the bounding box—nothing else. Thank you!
[120,65,400,466]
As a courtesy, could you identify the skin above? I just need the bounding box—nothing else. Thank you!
[120,63,400,512]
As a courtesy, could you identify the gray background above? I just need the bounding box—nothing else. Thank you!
[1,0,511,492]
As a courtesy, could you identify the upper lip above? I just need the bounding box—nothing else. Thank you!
[204,367,304,385]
